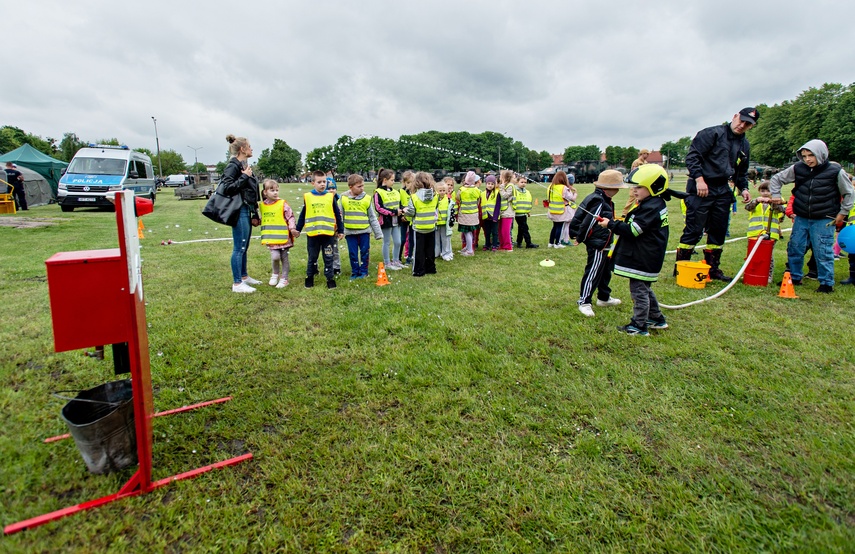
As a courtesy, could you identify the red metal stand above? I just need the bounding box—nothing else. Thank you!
[5,192,251,535]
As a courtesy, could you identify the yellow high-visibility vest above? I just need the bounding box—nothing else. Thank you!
[458,186,480,215]
[437,196,449,226]
[547,184,566,215]
[341,194,372,231]
[411,194,439,231]
[513,187,532,215]
[747,203,783,240]
[260,200,292,246]
[302,192,336,236]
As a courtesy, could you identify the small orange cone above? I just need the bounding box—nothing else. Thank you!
[375,262,390,286]
[778,271,798,299]
[137,219,145,239]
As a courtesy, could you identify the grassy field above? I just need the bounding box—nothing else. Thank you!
[1,180,853,553]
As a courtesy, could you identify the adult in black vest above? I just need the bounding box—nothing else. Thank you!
[675,108,758,281]
[770,139,855,293]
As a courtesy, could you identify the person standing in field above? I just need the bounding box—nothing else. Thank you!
[259,179,298,288]
[546,171,577,248]
[675,108,758,281]
[340,174,383,280]
[296,171,344,289]
[403,172,439,276]
[373,168,403,270]
[513,175,537,248]
[221,134,261,293]
[456,171,481,256]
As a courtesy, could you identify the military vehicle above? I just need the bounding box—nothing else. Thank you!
[175,173,214,200]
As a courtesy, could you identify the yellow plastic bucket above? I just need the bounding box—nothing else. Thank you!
[675,261,710,289]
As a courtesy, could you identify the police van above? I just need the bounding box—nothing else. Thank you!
[58,144,157,212]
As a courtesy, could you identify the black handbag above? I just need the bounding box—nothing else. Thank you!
[202,182,243,227]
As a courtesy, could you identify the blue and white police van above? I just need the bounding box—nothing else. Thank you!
[58,144,157,212]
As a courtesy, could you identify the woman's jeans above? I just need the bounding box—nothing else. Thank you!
[231,205,252,283]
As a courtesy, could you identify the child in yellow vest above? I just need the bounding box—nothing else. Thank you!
[403,172,439,276]
[259,180,299,288]
[340,174,383,280]
[296,171,344,289]
[434,180,455,261]
[744,180,785,283]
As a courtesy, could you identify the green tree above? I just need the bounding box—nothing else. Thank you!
[96,138,122,146]
[154,149,187,175]
[0,126,56,156]
[256,139,302,180]
[306,146,336,173]
[563,145,600,162]
[188,162,208,174]
[660,137,691,167]
[215,161,228,175]
[821,84,855,163]
[747,102,794,167]
[539,150,553,169]
[787,83,845,149]
[57,132,87,162]
[604,145,625,166]
[624,147,639,166]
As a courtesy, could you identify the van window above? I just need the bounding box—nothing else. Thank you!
[131,160,148,178]
[68,157,127,176]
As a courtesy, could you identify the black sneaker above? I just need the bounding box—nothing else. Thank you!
[646,318,669,330]
[805,271,818,280]
[841,276,855,285]
[816,284,833,293]
[304,277,314,288]
[327,279,337,289]
[526,243,540,249]
[617,324,649,336]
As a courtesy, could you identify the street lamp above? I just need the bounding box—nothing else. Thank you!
[151,117,163,179]
[188,145,203,180]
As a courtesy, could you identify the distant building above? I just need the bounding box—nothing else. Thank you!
[647,151,664,165]
[551,154,564,165]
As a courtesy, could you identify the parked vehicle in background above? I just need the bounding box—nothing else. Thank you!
[57,144,156,212]
[164,174,193,187]
[176,173,214,200]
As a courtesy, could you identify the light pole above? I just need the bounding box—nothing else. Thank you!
[151,117,163,179]
[188,145,203,181]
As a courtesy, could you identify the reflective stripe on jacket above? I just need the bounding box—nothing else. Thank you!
[260,199,292,246]
[302,192,336,236]
[513,187,532,215]
[341,194,372,230]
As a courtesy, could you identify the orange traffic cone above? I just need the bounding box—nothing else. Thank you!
[137,219,145,239]
[778,271,798,299]
[375,262,391,286]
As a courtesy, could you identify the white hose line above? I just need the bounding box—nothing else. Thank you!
[660,235,768,310]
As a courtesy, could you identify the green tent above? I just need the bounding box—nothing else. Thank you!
[0,143,68,196]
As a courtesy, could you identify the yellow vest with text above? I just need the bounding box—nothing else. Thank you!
[411,194,439,232]
[513,187,532,215]
[340,194,372,231]
[302,192,336,236]
[399,189,410,221]
[547,184,567,215]
[747,203,783,241]
[376,187,400,212]
[260,200,293,246]
[458,186,480,215]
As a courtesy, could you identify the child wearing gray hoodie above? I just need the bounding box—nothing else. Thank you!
[403,172,439,277]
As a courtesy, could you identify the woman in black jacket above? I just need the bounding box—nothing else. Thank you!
[221,134,261,293]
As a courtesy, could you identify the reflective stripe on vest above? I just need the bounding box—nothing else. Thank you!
[260,199,292,246]
[459,186,480,215]
[341,195,372,230]
[747,203,782,240]
[547,184,566,215]
[412,194,439,231]
[513,187,532,214]
[303,192,336,236]
[437,196,449,226]
[376,187,400,212]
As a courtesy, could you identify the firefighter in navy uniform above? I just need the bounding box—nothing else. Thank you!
[675,108,759,280]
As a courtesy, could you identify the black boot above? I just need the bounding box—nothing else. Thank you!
[841,273,855,285]
[704,249,731,281]
[674,248,693,276]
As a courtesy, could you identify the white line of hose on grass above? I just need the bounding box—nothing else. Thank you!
[660,234,769,310]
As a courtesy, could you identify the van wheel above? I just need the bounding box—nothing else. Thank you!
[60,204,74,212]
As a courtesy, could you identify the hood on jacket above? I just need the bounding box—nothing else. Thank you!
[343,191,366,200]
[415,188,435,202]
[798,139,829,165]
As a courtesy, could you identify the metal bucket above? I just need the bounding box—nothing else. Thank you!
[59,379,137,474]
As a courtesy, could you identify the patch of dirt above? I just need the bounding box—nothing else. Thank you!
[0,216,63,228]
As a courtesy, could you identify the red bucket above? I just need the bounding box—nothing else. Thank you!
[743,238,775,286]
[542,199,549,208]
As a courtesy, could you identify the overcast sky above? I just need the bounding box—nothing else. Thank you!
[4,0,854,166]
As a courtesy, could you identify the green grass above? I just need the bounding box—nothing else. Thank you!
[1,181,853,553]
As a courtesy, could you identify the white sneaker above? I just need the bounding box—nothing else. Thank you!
[268,274,279,286]
[554,244,566,249]
[232,282,256,293]
[596,297,622,307]
[547,243,554,248]
[275,278,288,289]
[578,304,595,317]
[387,262,402,270]
[243,276,262,285]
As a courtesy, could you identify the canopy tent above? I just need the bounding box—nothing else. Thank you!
[0,143,68,197]
[2,165,53,208]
